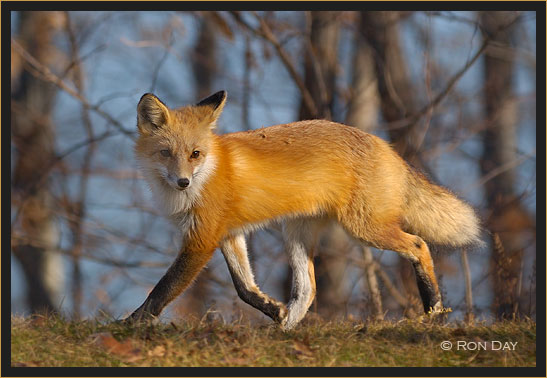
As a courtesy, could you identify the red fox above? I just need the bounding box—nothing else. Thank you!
[127,90,482,329]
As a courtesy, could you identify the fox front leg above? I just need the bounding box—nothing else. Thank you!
[126,247,215,322]
[220,234,288,323]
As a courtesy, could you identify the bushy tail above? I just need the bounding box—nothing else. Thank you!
[402,170,482,248]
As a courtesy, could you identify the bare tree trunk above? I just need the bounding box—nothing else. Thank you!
[460,249,474,322]
[360,11,421,162]
[313,226,353,318]
[345,26,379,132]
[242,35,252,130]
[361,247,383,319]
[192,13,217,100]
[346,22,383,320]
[479,11,534,319]
[299,11,341,120]
[359,11,424,316]
[11,11,63,314]
[293,11,348,319]
[174,14,218,318]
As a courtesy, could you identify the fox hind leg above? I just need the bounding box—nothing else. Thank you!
[406,236,444,313]
[343,219,443,314]
[387,231,443,313]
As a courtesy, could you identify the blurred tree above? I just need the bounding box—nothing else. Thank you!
[295,11,351,319]
[479,11,535,318]
[345,14,379,132]
[298,11,340,121]
[359,11,424,315]
[192,12,218,100]
[11,11,64,314]
[8,10,536,323]
[175,12,219,317]
[360,11,422,162]
[62,11,99,319]
[345,12,384,320]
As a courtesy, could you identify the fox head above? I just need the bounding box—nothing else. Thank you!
[135,91,226,210]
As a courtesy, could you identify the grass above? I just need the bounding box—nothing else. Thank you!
[10,313,536,367]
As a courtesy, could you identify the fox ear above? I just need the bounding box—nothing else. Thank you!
[195,90,227,128]
[137,93,170,133]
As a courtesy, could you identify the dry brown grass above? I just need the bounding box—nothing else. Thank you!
[10,313,536,367]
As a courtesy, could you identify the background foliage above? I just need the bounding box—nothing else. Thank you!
[10,9,537,324]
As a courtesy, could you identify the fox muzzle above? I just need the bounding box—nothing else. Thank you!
[177,177,190,189]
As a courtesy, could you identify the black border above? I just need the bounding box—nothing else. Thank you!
[3,1,545,377]
[2,366,545,377]
[1,0,545,12]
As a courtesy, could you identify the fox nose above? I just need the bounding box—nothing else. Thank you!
[177,178,190,189]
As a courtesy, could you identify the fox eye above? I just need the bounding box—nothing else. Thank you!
[191,150,200,159]
[160,149,171,157]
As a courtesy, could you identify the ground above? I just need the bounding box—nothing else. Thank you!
[10,313,536,368]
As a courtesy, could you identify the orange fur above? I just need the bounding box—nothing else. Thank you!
[127,91,481,326]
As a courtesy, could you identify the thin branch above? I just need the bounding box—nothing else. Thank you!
[385,37,490,132]
[11,38,134,138]
[464,150,535,195]
[11,36,136,234]
[230,11,318,117]
[362,246,384,320]
[149,30,175,93]
[321,249,409,309]
[64,11,101,318]
[11,234,168,269]
[460,249,474,322]
[11,130,116,232]
[385,12,523,132]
